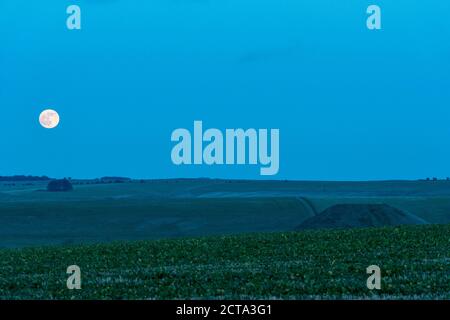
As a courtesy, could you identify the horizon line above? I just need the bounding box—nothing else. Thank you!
[1,174,448,183]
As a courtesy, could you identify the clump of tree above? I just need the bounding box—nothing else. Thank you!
[47,178,73,192]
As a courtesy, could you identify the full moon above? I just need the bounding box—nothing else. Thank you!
[39,109,60,129]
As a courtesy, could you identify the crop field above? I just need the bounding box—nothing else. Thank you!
[0,224,448,300]
[0,179,449,300]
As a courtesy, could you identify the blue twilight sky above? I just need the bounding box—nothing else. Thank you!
[0,0,449,180]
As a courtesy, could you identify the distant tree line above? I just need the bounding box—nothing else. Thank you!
[71,177,132,185]
[421,177,450,181]
[0,175,51,181]
[100,177,131,183]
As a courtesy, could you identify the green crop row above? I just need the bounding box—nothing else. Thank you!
[0,224,449,300]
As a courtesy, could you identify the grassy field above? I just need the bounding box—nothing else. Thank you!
[0,196,312,248]
[0,224,448,300]
[0,179,449,300]
[1,180,450,248]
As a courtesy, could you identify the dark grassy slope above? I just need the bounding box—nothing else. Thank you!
[0,197,311,248]
[1,180,450,248]
[0,224,448,300]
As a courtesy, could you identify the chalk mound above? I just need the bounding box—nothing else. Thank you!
[296,203,428,230]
